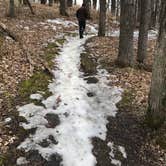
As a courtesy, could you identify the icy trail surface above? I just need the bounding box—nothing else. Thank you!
[17,26,122,166]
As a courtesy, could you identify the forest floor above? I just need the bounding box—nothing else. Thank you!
[0,2,166,166]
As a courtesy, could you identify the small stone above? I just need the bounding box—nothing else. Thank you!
[87,92,95,97]
[84,77,99,84]
[45,113,60,128]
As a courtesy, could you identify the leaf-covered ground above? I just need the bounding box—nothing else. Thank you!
[0,1,166,166]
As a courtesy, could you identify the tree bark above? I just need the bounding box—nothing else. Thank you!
[111,0,116,16]
[49,0,54,6]
[67,0,73,7]
[137,0,151,63]
[25,0,35,14]
[41,0,47,4]
[147,0,166,128]
[9,0,15,18]
[98,0,106,36]
[117,0,135,67]
[59,0,68,16]
[93,0,97,9]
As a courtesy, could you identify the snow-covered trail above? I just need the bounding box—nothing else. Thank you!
[17,25,123,166]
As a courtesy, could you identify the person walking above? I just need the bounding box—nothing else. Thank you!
[76,3,88,38]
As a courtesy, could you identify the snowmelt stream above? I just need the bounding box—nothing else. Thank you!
[17,33,122,165]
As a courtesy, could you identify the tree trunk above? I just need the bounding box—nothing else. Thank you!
[9,0,15,17]
[137,0,151,63]
[111,0,116,16]
[116,0,120,21]
[98,0,106,36]
[93,0,97,9]
[49,0,53,6]
[67,0,73,7]
[25,0,35,14]
[136,0,141,26]
[41,0,47,4]
[59,0,68,16]
[147,0,166,129]
[117,0,135,67]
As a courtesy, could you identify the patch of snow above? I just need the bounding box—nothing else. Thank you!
[17,27,122,166]
[110,29,158,40]
[118,146,127,158]
[47,19,78,27]
[107,142,127,166]
[30,93,43,100]
[24,26,30,31]
[107,142,122,166]
[4,117,12,124]
[16,157,29,165]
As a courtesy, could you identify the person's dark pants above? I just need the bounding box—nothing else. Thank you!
[79,20,86,38]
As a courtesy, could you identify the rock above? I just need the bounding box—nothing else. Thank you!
[45,113,60,128]
[39,139,50,148]
[48,135,58,145]
[47,154,62,166]
[87,92,95,97]
[84,77,99,84]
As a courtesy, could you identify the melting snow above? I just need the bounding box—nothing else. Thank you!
[47,19,78,27]
[17,24,122,166]
[30,93,43,100]
[111,29,158,40]
[107,142,127,166]
[17,157,29,165]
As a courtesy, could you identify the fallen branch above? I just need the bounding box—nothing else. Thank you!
[0,22,17,41]
[25,0,35,15]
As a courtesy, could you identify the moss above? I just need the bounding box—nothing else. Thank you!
[156,134,166,149]
[145,108,165,129]
[18,71,52,104]
[80,52,97,75]
[0,155,5,166]
[57,38,66,45]
[117,89,135,110]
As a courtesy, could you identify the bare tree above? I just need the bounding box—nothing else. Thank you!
[98,0,106,36]
[147,0,166,128]
[67,0,73,7]
[93,0,97,9]
[117,0,135,67]
[9,0,15,17]
[59,0,68,16]
[111,0,116,16]
[137,0,151,63]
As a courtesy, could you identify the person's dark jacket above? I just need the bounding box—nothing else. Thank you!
[76,7,88,21]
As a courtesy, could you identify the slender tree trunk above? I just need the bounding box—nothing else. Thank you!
[93,0,97,9]
[25,0,35,14]
[137,0,151,63]
[67,0,73,7]
[41,0,47,4]
[147,0,166,129]
[59,0,68,16]
[98,0,106,36]
[117,0,135,67]
[111,0,116,16]
[9,0,15,17]
[137,0,141,26]
[150,0,156,28]
[49,0,53,6]
[116,0,120,21]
